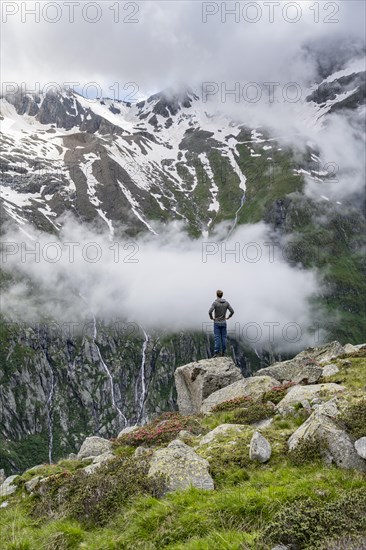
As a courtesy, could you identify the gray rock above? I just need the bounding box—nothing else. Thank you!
[276,383,345,411]
[68,453,78,460]
[288,401,366,471]
[148,439,214,492]
[354,437,366,459]
[343,343,359,354]
[117,425,140,439]
[198,424,247,446]
[0,469,5,485]
[249,431,272,463]
[77,436,112,459]
[0,475,19,497]
[255,360,322,384]
[83,452,115,474]
[201,375,279,414]
[175,357,243,415]
[25,476,42,494]
[294,341,345,364]
[322,364,340,377]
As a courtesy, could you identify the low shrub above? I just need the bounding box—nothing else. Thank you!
[197,430,253,485]
[340,398,366,439]
[211,396,252,412]
[262,382,296,404]
[31,456,165,528]
[115,412,202,447]
[231,402,274,425]
[287,434,325,466]
[259,488,366,549]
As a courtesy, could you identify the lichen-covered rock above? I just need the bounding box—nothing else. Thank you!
[294,341,345,364]
[77,436,112,459]
[175,357,243,415]
[255,361,322,384]
[249,431,272,463]
[276,383,345,412]
[322,364,340,377]
[0,475,18,497]
[288,401,366,471]
[148,439,214,492]
[201,376,279,414]
[198,424,247,446]
[354,437,366,460]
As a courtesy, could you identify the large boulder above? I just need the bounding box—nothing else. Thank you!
[197,424,248,446]
[293,341,345,364]
[276,383,345,413]
[249,431,272,463]
[175,357,243,415]
[201,375,279,414]
[148,439,214,492]
[0,475,18,497]
[77,436,112,459]
[255,360,322,384]
[288,400,366,471]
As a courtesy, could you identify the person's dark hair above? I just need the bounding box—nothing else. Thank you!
[216,289,223,298]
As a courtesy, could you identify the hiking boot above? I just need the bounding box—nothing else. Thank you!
[212,353,220,358]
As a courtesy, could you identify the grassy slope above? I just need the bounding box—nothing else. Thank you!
[1,354,365,550]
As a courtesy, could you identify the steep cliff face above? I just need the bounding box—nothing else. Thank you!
[0,318,256,474]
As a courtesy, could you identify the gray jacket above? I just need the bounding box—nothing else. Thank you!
[209,298,234,323]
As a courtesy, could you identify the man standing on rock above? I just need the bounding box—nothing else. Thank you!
[209,290,234,357]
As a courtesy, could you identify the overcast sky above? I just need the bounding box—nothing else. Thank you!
[1,1,365,99]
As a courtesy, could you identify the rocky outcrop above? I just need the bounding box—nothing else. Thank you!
[288,400,366,472]
[201,375,279,414]
[294,341,346,364]
[255,360,322,384]
[77,436,112,459]
[148,439,214,492]
[249,432,272,463]
[276,383,345,413]
[175,357,243,415]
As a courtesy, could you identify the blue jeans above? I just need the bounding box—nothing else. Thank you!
[214,322,227,354]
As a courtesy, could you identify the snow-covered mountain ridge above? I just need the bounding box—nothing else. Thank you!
[1,56,364,237]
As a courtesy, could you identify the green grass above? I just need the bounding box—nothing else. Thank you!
[1,391,365,550]
[2,463,363,550]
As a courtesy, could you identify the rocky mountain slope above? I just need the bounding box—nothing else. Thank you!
[1,56,365,237]
[0,341,365,549]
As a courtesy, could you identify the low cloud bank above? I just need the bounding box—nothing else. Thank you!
[1,216,323,352]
